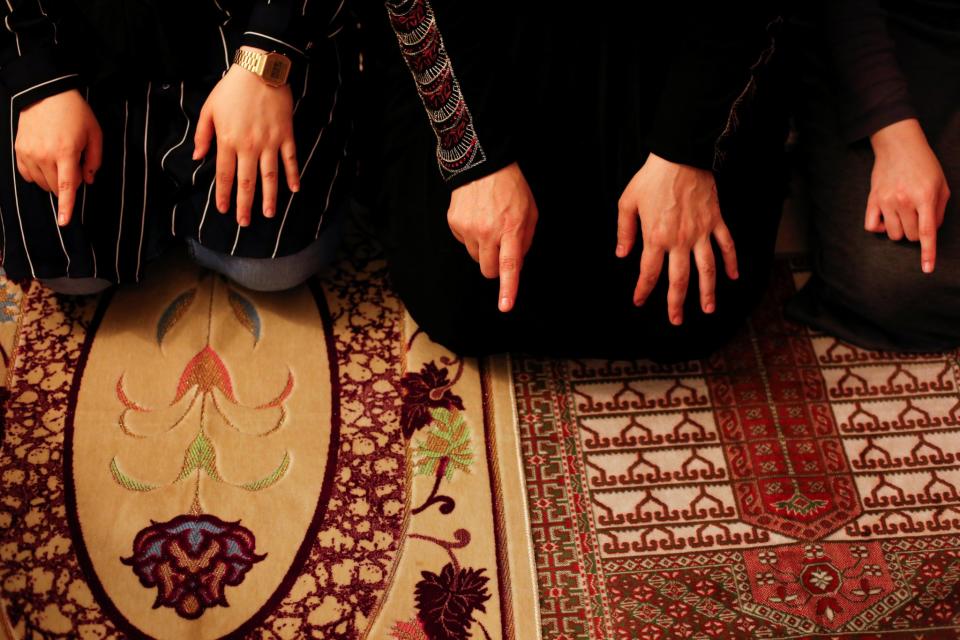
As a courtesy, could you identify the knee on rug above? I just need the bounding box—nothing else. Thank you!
[828,256,957,345]
[186,234,340,293]
[40,277,113,296]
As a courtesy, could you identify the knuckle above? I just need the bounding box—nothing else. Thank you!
[476,221,496,239]
[499,257,519,273]
[261,170,278,183]
[38,144,57,161]
[237,177,255,192]
[217,174,233,187]
[57,141,78,156]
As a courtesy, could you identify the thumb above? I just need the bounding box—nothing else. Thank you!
[193,105,214,161]
[616,198,637,258]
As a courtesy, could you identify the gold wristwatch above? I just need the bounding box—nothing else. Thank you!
[233,47,292,87]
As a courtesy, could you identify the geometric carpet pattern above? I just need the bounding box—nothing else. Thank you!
[515,265,960,639]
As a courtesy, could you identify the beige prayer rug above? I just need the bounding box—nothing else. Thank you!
[0,243,539,640]
[516,263,960,639]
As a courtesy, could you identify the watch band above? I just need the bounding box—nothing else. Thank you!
[233,48,292,87]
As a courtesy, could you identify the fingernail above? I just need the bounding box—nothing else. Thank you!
[705,302,715,314]
[732,270,740,280]
[264,208,274,219]
[499,297,511,312]
[57,212,67,226]
[923,260,933,273]
[615,244,626,258]
[633,297,644,307]
[291,183,300,193]
[241,217,250,227]
[671,314,682,325]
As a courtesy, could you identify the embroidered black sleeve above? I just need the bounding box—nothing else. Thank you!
[386,0,487,183]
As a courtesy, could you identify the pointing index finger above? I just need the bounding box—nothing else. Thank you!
[498,231,523,312]
[918,200,937,273]
[56,156,81,226]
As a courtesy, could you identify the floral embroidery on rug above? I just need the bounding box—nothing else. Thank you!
[0,239,539,640]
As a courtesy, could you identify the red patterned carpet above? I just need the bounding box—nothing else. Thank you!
[514,264,960,639]
[4,252,960,639]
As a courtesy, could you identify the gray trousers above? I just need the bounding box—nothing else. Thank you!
[41,215,343,295]
[786,23,960,352]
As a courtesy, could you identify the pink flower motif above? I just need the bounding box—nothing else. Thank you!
[117,345,294,439]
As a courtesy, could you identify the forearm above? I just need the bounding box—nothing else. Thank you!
[385,0,516,189]
[0,0,80,107]
[649,6,782,171]
[240,0,348,91]
[824,0,916,142]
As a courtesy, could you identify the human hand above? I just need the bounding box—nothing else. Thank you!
[193,48,300,227]
[15,89,102,226]
[867,118,950,273]
[616,152,737,325]
[447,162,538,312]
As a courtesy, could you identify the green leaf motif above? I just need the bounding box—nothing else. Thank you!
[156,289,197,346]
[228,289,261,344]
[110,458,159,492]
[414,407,474,481]
[177,429,222,482]
[111,428,290,494]
[240,451,291,491]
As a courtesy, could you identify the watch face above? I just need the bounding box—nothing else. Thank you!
[263,53,291,86]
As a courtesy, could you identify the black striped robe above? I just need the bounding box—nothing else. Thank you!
[0,0,354,283]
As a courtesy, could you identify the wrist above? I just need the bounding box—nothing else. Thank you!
[870,118,926,156]
[232,47,291,87]
[21,87,82,114]
[238,45,268,56]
